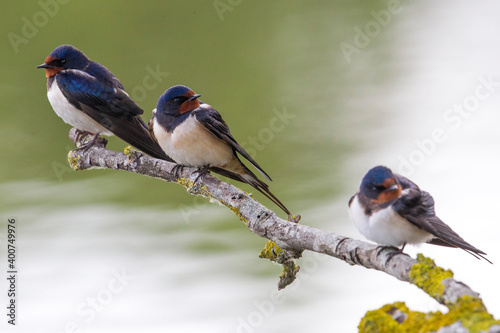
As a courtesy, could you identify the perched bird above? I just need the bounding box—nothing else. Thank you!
[348,165,491,263]
[37,44,172,161]
[149,85,291,216]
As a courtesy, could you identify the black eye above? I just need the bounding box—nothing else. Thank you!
[173,97,181,102]
[51,58,66,67]
[372,185,385,191]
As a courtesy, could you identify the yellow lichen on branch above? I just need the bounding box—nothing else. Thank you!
[409,254,454,302]
[359,255,499,333]
[259,240,300,290]
[359,297,500,333]
[65,133,498,330]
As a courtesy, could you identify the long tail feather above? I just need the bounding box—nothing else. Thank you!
[428,238,492,264]
[209,166,291,216]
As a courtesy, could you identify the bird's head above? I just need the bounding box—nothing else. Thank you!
[156,85,201,116]
[360,165,402,204]
[37,44,90,77]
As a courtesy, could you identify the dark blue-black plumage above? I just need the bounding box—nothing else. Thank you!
[38,44,172,161]
[349,165,491,263]
[149,85,291,216]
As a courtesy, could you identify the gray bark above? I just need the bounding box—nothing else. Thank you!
[66,130,497,332]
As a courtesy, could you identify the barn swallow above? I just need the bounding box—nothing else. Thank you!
[37,44,172,161]
[148,85,291,216]
[348,165,491,263]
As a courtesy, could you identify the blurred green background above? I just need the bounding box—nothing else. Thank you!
[1,1,499,332]
[1,0,370,209]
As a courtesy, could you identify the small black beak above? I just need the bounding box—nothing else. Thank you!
[188,94,201,101]
[37,63,49,69]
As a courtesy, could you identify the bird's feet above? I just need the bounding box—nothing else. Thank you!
[70,129,107,152]
[172,164,185,179]
[377,243,407,264]
[74,129,93,144]
[192,165,211,184]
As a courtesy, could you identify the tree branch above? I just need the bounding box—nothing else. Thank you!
[66,130,498,332]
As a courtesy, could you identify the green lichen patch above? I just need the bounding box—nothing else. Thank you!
[176,176,195,189]
[409,254,453,301]
[177,178,213,200]
[259,240,300,290]
[360,302,412,333]
[360,254,498,332]
[176,176,248,223]
[278,259,299,290]
[225,205,247,223]
[67,152,80,171]
[259,241,299,290]
[123,145,134,156]
[359,302,450,333]
[259,240,283,260]
[359,297,499,333]
[447,296,500,333]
